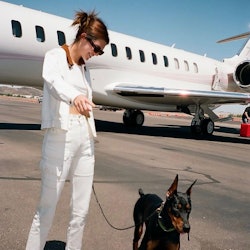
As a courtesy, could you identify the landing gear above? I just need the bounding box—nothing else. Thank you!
[123,109,144,127]
[191,106,214,136]
[201,118,214,135]
[191,118,214,135]
[122,107,214,136]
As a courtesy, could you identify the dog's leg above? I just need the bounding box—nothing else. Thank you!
[133,224,143,250]
[133,190,145,250]
[138,231,156,250]
[165,242,180,250]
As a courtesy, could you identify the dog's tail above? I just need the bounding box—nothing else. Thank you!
[138,188,144,197]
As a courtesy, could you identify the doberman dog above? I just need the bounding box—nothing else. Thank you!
[133,175,197,250]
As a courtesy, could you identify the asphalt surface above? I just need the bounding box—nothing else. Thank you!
[0,97,249,250]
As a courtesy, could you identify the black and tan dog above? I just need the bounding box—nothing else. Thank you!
[133,175,196,250]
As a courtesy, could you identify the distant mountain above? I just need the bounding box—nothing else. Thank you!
[0,84,42,97]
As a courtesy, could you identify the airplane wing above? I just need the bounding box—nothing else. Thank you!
[113,84,250,106]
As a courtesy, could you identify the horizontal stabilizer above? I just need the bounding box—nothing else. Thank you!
[217,32,250,43]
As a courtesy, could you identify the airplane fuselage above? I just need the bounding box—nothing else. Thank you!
[0,1,249,135]
[0,1,240,111]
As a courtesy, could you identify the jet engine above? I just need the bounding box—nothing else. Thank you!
[234,60,250,89]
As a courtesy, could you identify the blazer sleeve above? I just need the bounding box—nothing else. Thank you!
[42,49,82,104]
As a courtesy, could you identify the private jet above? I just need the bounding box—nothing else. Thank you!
[0,1,249,135]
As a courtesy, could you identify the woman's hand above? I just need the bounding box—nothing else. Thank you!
[73,94,95,117]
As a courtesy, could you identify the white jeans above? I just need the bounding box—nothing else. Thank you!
[26,115,95,250]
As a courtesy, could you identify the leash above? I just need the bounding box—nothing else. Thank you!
[92,184,135,230]
[92,184,161,231]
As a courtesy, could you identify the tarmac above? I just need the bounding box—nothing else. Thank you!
[0,97,249,250]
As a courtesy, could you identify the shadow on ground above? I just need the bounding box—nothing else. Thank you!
[0,120,248,145]
[0,123,41,130]
[44,240,66,250]
[95,119,249,144]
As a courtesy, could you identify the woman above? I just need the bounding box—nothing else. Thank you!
[26,10,109,250]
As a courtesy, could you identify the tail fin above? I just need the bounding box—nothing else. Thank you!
[217,32,250,59]
[238,38,250,59]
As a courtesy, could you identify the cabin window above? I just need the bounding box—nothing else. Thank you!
[57,31,66,46]
[184,60,189,71]
[126,47,132,60]
[193,62,198,73]
[111,43,118,57]
[139,50,145,62]
[11,20,22,38]
[163,56,169,67]
[152,53,157,65]
[174,58,180,69]
[35,25,45,42]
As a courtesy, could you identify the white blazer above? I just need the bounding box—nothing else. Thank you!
[41,47,97,137]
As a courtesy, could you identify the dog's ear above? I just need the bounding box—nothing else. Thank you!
[166,174,178,197]
[186,179,197,196]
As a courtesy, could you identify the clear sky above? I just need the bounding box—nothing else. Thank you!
[3,0,250,61]
[2,0,250,114]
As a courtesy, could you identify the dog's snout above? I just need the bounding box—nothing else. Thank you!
[183,224,190,233]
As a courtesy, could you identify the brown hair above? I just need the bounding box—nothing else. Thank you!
[72,10,109,44]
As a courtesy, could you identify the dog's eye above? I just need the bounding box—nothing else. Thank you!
[172,208,180,217]
[186,204,191,212]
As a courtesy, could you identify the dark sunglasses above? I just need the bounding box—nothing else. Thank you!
[86,36,104,55]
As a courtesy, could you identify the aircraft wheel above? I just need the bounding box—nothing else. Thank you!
[133,110,144,127]
[190,125,202,135]
[201,118,214,135]
[123,109,144,127]
[123,109,134,126]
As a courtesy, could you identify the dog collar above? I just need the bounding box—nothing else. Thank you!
[157,202,176,233]
[158,217,176,233]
